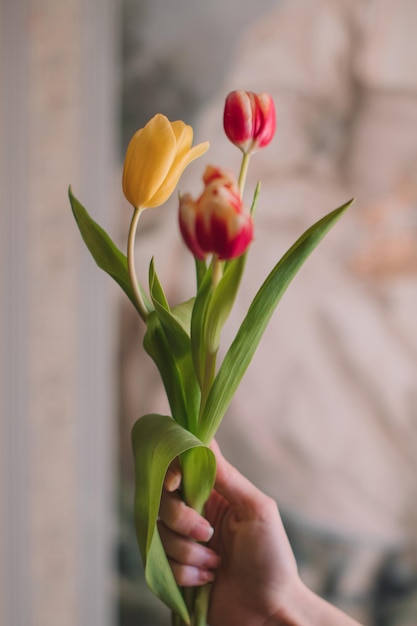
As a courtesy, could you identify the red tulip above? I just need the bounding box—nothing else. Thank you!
[179,166,253,260]
[223,90,276,154]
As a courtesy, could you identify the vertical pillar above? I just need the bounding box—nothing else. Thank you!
[0,1,32,624]
[0,1,119,625]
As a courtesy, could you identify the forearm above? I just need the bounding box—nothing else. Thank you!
[267,579,362,626]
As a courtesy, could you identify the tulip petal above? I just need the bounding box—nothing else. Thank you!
[253,93,276,149]
[122,114,176,208]
[145,121,193,208]
[171,120,193,154]
[178,194,207,259]
[223,90,253,152]
[147,139,209,209]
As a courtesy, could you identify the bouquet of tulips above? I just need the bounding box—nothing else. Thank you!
[69,90,351,626]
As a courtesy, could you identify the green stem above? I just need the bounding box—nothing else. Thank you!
[127,206,148,321]
[194,584,212,626]
[184,587,196,621]
[195,256,207,291]
[171,611,186,626]
[238,151,251,198]
[211,255,223,290]
[198,348,217,432]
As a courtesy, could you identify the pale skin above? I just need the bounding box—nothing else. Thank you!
[159,441,362,626]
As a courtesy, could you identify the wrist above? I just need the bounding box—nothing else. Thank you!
[265,577,361,626]
[264,577,310,626]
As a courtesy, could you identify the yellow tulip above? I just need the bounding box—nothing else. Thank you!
[122,114,209,209]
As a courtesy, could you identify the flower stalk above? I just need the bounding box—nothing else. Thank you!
[127,207,148,321]
[238,151,251,197]
[211,255,223,290]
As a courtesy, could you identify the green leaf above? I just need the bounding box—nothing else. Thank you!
[149,257,170,311]
[171,298,195,335]
[190,267,213,388]
[180,447,215,514]
[132,414,216,623]
[198,199,353,442]
[204,253,247,354]
[148,263,201,431]
[68,187,152,314]
[143,313,190,429]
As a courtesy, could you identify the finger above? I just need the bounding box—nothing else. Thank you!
[159,489,214,542]
[164,459,181,492]
[168,560,216,587]
[158,521,221,570]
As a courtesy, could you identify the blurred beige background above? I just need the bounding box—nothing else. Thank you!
[1,1,417,626]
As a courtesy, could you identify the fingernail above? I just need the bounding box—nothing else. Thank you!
[199,569,215,583]
[191,521,214,543]
[164,471,181,492]
[204,550,221,569]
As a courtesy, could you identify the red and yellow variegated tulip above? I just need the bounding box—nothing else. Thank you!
[179,165,253,260]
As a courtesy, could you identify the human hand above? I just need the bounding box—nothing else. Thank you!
[159,441,362,626]
[159,440,298,626]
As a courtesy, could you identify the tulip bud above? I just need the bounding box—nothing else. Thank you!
[179,166,253,260]
[122,114,209,209]
[223,90,276,154]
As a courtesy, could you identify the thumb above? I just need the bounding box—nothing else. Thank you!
[210,440,267,510]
